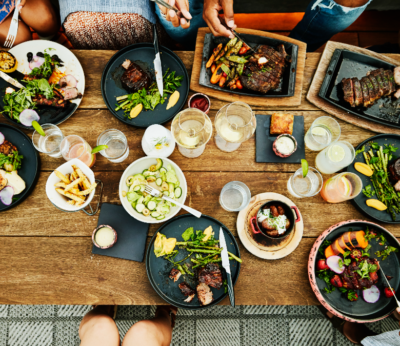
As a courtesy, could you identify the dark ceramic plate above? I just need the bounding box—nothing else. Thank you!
[199,33,298,97]
[309,220,400,321]
[347,134,400,224]
[146,214,241,310]
[101,43,189,128]
[319,49,400,129]
[0,124,39,211]
[255,114,305,163]
[0,70,78,130]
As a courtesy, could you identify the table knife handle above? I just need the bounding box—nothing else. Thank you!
[227,272,235,307]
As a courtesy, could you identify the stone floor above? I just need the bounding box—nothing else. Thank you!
[0,305,398,346]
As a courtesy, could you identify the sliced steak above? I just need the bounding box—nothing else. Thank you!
[385,70,396,94]
[360,77,372,107]
[169,268,181,282]
[198,263,223,289]
[63,87,82,100]
[371,69,390,96]
[178,282,196,303]
[197,283,213,306]
[120,61,151,93]
[352,78,363,106]
[342,78,355,107]
[367,75,380,102]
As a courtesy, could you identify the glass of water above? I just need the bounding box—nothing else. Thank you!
[304,116,341,151]
[97,129,129,163]
[219,181,251,212]
[315,141,355,174]
[32,124,64,158]
[287,167,323,198]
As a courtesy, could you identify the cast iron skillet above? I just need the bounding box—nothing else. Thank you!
[0,123,39,211]
[309,220,400,322]
[346,134,400,224]
[146,214,241,310]
[101,43,189,128]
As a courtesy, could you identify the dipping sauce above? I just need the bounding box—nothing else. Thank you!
[273,134,297,158]
[92,225,117,249]
[189,93,210,113]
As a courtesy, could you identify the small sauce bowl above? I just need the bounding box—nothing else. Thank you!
[273,134,297,158]
[92,224,117,249]
[188,93,211,114]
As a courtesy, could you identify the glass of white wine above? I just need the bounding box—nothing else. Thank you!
[214,102,256,152]
[171,108,213,158]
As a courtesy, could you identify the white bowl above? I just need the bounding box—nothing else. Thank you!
[119,157,187,224]
[46,158,95,212]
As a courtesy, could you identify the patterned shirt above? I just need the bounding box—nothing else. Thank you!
[0,0,15,25]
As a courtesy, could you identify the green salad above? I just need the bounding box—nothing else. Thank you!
[124,158,182,220]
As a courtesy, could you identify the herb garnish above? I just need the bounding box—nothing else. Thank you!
[0,151,23,171]
[355,145,365,155]
[362,185,375,198]
[317,269,336,293]
[29,49,61,79]
[318,240,332,256]
[375,246,399,260]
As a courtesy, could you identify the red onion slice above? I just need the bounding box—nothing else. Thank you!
[326,255,345,274]
[0,186,14,205]
[363,285,380,303]
[20,109,40,126]
[0,132,4,145]
[29,56,45,70]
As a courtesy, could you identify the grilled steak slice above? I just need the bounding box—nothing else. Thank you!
[198,263,223,289]
[32,94,67,107]
[340,257,379,290]
[63,87,82,100]
[277,44,288,60]
[342,78,355,107]
[0,140,17,156]
[197,283,213,306]
[371,69,390,96]
[169,268,182,282]
[385,70,396,94]
[389,157,400,181]
[352,78,363,106]
[178,282,196,303]
[120,60,151,93]
[360,77,372,107]
[367,75,380,102]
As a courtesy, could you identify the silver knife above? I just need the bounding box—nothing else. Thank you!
[219,227,235,307]
[231,30,256,54]
[0,71,24,89]
[380,267,400,308]
[153,24,163,96]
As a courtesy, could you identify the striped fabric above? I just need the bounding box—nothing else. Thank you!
[58,0,157,26]
[361,330,400,346]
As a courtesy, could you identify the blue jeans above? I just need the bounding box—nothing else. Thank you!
[155,0,207,49]
[289,0,372,52]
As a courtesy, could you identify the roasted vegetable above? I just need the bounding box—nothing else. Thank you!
[239,46,248,55]
[211,64,216,74]
[219,75,227,87]
[236,79,243,89]
[227,75,239,89]
[229,67,236,81]
[225,41,243,59]
[210,63,223,84]
[215,38,237,62]
[237,63,244,76]
[227,55,249,64]
[206,43,223,68]
[330,275,343,288]
[0,51,18,73]
[220,64,231,76]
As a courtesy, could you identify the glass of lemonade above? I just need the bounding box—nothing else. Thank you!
[60,135,96,168]
[315,141,355,174]
[32,124,64,158]
[97,129,129,163]
[320,172,362,203]
[214,102,256,152]
[219,181,251,212]
[287,167,323,198]
[304,116,341,151]
[171,108,213,158]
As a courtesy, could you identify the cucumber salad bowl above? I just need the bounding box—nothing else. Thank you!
[119,157,187,223]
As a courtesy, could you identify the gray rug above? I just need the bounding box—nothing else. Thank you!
[0,305,398,346]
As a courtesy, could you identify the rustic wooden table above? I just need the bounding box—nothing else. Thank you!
[0,51,399,306]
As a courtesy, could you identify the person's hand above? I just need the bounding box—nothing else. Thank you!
[203,0,236,38]
[17,0,26,12]
[157,0,192,29]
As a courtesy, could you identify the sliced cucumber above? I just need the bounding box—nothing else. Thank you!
[151,211,160,218]
[155,158,163,170]
[169,183,175,194]
[131,201,137,209]
[174,187,182,198]
[156,178,162,186]
[156,215,165,220]
[137,196,144,205]
[144,195,152,205]
[133,173,145,180]
[147,201,157,210]
[146,176,156,183]
[174,181,180,188]
[163,191,169,197]
[160,167,167,174]
[140,185,146,192]
[136,203,145,213]
[133,185,141,192]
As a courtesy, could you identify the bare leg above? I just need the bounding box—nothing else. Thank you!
[79,306,120,346]
[19,0,59,37]
[0,15,31,46]
[122,306,177,346]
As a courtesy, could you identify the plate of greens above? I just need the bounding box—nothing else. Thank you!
[101,43,189,128]
[347,134,400,224]
[0,40,85,130]
[146,214,241,309]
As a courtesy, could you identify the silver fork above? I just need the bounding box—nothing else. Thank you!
[4,0,21,48]
[144,185,202,218]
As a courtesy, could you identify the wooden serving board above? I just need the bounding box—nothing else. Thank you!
[191,28,307,107]
[307,41,400,135]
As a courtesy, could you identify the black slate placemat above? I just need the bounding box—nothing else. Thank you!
[255,114,305,163]
[92,203,149,262]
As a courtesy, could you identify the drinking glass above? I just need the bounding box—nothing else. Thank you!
[171,108,213,158]
[320,172,362,203]
[219,181,251,212]
[315,141,355,174]
[97,129,129,163]
[60,135,96,168]
[304,116,341,151]
[214,102,256,152]
[287,167,323,198]
[32,124,63,158]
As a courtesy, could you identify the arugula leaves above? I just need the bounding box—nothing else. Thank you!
[181,227,194,241]
[362,185,375,198]
[29,49,61,79]
[0,150,23,171]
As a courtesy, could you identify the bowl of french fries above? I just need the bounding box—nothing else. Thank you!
[45,158,97,212]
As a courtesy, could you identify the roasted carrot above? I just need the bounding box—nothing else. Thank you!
[211,63,216,74]
[236,79,243,89]
[324,245,335,258]
[206,43,223,68]
[219,76,227,87]
[210,63,223,84]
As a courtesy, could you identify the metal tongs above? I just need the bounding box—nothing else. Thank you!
[230,29,257,54]
[150,0,191,22]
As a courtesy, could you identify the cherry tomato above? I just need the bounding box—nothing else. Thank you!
[236,80,243,89]
[222,72,227,77]
[384,287,395,298]
[317,259,330,271]
[239,47,248,55]
[330,275,343,288]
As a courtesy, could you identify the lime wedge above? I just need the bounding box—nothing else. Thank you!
[311,127,328,136]
[301,159,309,178]
[340,176,352,197]
[32,121,45,137]
[328,144,345,162]
[91,145,108,154]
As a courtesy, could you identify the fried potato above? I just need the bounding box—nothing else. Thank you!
[56,188,85,203]
[75,168,91,190]
[55,170,70,184]
[67,200,75,206]
[75,182,97,195]
[54,182,66,188]
[64,177,83,192]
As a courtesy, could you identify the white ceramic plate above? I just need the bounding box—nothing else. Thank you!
[46,158,95,212]
[119,157,187,223]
